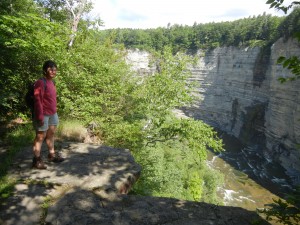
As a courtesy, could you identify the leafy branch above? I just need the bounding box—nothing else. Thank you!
[266,0,300,14]
[258,187,300,225]
[277,56,300,83]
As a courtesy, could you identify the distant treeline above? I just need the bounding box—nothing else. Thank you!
[99,8,300,53]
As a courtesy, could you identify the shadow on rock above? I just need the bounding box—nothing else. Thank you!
[46,187,271,225]
[0,183,51,225]
[8,142,141,194]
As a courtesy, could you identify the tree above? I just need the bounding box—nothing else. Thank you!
[35,0,93,48]
[127,47,223,201]
[65,0,92,48]
[0,0,38,15]
[0,10,69,120]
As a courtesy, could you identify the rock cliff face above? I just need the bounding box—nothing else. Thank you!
[125,38,300,184]
[264,39,300,183]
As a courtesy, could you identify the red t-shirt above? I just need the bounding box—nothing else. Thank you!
[34,78,57,121]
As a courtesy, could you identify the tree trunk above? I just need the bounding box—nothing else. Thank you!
[66,0,87,48]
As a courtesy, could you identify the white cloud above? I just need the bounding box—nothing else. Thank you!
[90,0,290,29]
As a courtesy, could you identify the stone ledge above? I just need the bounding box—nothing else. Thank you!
[1,142,271,225]
[46,187,270,225]
[8,142,141,194]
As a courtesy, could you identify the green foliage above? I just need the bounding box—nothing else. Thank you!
[132,138,223,203]
[185,171,202,201]
[200,166,224,204]
[277,56,300,83]
[34,0,93,24]
[0,176,16,200]
[100,13,283,53]
[248,40,267,48]
[258,186,300,225]
[277,7,300,40]
[266,0,300,14]
[56,33,135,125]
[131,115,223,202]
[0,0,38,15]
[35,0,70,23]
[144,116,224,160]
[132,141,189,199]
[101,120,144,149]
[135,47,196,119]
[4,125,34,147]
[0,12,69,120]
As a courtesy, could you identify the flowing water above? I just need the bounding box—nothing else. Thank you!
[208,152,276,210]
[206,145,293,211]
[173,110,293,214]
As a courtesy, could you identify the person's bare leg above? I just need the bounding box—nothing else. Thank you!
[32,131,47,169]
[33,131,45,157]
[46,125,64,162]
[45,125,56,155]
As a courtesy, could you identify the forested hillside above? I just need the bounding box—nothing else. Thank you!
[99,8,300,53]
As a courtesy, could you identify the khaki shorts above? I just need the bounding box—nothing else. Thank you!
[34,113,59,132]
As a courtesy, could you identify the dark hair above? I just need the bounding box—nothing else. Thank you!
[43,60,57,75]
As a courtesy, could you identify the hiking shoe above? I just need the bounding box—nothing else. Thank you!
[32,156,47,169]
[48,153,64,163]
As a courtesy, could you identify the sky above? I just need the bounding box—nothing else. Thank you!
[89,0,291,29]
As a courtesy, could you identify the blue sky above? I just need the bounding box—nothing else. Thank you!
[90,0,291,29]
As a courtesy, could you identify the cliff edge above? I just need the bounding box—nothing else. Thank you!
[0,142,270,225]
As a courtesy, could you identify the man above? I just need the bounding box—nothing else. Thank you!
[32,60,64,169]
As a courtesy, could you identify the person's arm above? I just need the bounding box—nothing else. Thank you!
[34,79,45,125]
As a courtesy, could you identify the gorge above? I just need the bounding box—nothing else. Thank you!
[125,37,300,194]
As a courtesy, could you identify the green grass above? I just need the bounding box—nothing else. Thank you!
[0,176,16,200]
[56,119,88,142]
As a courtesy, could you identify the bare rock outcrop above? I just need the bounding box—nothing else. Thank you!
[0,142,270,225]
[46,188,270,225]
[9,142,141,194]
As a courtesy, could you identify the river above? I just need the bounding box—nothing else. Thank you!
[206,135,293,212]
[174,109,293,213]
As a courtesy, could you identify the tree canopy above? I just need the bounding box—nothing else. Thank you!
[98,13,286,53]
